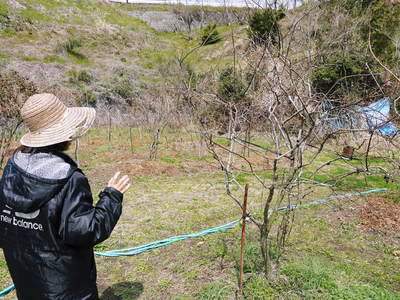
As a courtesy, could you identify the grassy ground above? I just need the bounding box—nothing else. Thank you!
[0,127,399,299]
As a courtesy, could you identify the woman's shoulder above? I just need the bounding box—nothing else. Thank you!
[12,149,78,181]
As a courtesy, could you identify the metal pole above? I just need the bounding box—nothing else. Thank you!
[239,184,249,296]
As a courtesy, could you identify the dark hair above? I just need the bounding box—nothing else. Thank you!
[19,141,72,154]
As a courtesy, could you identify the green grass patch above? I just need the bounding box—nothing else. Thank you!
[213,137,230,147]
[21,0,64,10]
[42,55,66,64]
[0,27,17,37]
[384,190,400,204]
[160,157,179,164]
[198,282,234,300]
[68,53,89,64]
[236,173,250,184]
[21,55,40,62]
[104,10,147,28]
[0,2,10,19]
[282,257,400,299]
[241,242,263,273]
[246,138,275,150]
[19,8,53,22]
[136,47,176,70]
[244,276,275,300]
[302,166,394,190]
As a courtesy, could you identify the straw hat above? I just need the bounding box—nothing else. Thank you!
[20,93,96,147]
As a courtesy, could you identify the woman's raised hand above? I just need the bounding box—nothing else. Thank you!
[108,171,131,194]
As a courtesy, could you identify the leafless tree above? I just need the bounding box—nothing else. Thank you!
[0,71,37,168]
[178,2,400,280]
[131,90,176,160]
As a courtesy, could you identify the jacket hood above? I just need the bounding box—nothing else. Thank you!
[0,151,77,213]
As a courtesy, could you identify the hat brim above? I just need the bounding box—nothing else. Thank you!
[20,107,96,148]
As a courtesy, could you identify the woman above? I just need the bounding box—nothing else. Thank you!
[0,93,130,299]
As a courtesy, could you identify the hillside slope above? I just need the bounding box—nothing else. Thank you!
[0,0,242,114]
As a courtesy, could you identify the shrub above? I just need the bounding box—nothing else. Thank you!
[311,55,380,102]
[200,23,221,45]
[0,3,30,33]
[76,90,96,107]
[0,71,37,166]
[68,69,92,85]
[360,0,400,65]
[99,91,115,106]
[217,67,246,104]
[77,70,92,83]
[203,67,249,131]
[319,0,399,66]
[0,71,37,116]
[244,276,275,300]
[113,79,136,105]
[0,2,10,26]
[57,38,86,60]
[248,8,285,46]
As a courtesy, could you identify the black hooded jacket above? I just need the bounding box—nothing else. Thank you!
[0,150,123,300]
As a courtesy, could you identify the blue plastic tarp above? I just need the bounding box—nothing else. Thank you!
[362,98,397,136]
[322,98,397,136]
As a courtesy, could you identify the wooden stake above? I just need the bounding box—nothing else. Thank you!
[138,127,142,139]
[129,127,134,154]
[74,139,80,166]
[239,184,249,296]
[107,111,112,148]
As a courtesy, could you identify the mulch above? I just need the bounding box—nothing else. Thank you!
[358,197,400,231]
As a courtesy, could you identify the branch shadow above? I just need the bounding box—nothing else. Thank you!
[100,281,144,300]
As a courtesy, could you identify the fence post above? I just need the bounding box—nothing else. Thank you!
[129,127,134,153]
[239,184,249,296]
[74,138,80,166]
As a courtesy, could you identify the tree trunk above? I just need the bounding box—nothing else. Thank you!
[199,133,206,158]
[149,128,161,160]
[260,225,272,277]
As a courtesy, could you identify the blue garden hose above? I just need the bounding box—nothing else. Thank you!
[95,219,241,257]
[0,285,14,297]
[0,187,390,297]
[276,188,388,211]
[0,219,242,296]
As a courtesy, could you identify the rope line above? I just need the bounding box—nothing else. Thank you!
[0,187,389,297]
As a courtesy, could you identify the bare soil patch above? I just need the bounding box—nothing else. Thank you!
[358,197,400,231]
[318,196,400,234]
[86,159,182,183]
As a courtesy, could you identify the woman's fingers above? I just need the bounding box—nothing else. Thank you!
[115,175,129,191]
[120,183,131,194]
[108,171,120,186]
[117,177,131,194]
[107,172,130,194]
